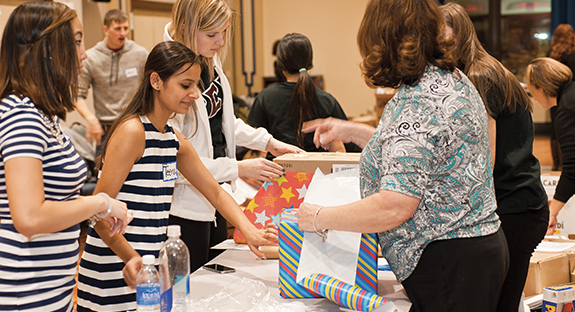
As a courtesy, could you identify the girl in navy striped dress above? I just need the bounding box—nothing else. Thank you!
[0,2,131,311]
[77,41,279,312]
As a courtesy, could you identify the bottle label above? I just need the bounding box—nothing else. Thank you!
[174,274,190,295]
[137,283,161,306]
[160,287,172,312]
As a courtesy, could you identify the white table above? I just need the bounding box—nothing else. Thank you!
[189,249,411,311]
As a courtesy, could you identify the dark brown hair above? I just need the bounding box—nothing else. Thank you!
[97,41,200,168]
[276,33,315,148]
[357,0,455,88]
[0,1,79,120]
[550,24,575,60]
[441,2,532,113]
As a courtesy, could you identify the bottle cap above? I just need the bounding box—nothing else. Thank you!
[167,224,181,237]
[142,254,155,265]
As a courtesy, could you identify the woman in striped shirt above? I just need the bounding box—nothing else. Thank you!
[0,2,131,311]
[77,41,278,311]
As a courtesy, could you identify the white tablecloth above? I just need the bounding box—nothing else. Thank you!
[189,249,412,311]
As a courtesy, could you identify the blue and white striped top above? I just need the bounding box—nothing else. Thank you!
[77,115,179,312]
[0,94,87,311]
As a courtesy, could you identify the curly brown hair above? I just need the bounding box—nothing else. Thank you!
[550,24,575,60]
[357,0,455,88]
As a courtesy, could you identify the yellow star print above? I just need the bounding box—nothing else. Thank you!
[294,172,309,183]
[245,200,259,214]
[280,187,295,203]
[262,193,278,207]
[274,175,288,187]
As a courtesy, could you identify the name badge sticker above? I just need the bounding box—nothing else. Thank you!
[125,67,138,79]
[163,161,178,182]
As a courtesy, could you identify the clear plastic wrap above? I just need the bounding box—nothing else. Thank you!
[188,278,306,312]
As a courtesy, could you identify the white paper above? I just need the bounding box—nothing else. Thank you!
[210,239,250,251]
[296,168,362,285]
[534,241,575,252]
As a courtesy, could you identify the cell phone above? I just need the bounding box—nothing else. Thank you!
[202,263,236,274]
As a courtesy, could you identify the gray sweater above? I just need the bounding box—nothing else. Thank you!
[78,39,148,123]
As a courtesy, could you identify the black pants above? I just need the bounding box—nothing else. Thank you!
[497,205,549,312]
[168,211,228,273]
[402,228,509,312]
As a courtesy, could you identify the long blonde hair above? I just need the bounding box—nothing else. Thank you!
[169,0,233,79]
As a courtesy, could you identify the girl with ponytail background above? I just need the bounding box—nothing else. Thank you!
[247,33,347,159]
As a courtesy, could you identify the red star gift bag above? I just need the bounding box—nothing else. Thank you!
[233,171,314,244]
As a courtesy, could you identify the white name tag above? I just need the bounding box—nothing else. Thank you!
[125,67,138,79]
[162,161,178,182]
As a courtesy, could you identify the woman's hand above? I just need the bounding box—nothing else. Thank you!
[266,138,305,156]
[242,223,279,259]
[123,256,143,288]
[547,199,565,235]
[95,195,132,237]
[297,202,323,232]
[302,117,375,150]
[238,158,284,181]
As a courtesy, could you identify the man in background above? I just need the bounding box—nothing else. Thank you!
[75,9,148,155]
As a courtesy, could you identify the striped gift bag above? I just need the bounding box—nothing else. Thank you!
[279,209,395,311]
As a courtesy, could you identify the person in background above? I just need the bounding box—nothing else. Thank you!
[547,24,575,170]
[75,9,148,155]
[550,24,575,76]
[77,41,278,311]
[441,3,549,311]
[0,2,131,311]
[164,0,302,272]
[299,0,509,311]
[247,33,347,159]
[525,57,575,237]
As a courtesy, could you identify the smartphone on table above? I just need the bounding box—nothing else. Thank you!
[202,263,236,274]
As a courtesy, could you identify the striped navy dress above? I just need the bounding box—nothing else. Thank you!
[0,95,87,311]
[77,115,179,312]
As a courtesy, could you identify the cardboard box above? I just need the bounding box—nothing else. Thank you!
[273,152,361,175]
[541,171,575,236]
[542,283,575,312]
[525,252,570,297]
[538,238,575,282]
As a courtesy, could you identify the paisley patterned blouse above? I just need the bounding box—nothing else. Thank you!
[360,65,500,282]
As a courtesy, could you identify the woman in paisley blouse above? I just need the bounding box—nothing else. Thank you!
[298,0,509,311]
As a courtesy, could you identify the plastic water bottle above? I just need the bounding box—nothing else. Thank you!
[159,225,190,312]
[136,254,161,312]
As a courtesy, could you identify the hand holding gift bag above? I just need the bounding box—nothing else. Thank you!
[279,169,396,312]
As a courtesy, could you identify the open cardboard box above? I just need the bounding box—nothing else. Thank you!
[524,251,570,298]
[273,152,361,175]
[524,238,575,298]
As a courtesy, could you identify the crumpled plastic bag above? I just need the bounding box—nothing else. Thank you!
[188,278,306,312]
